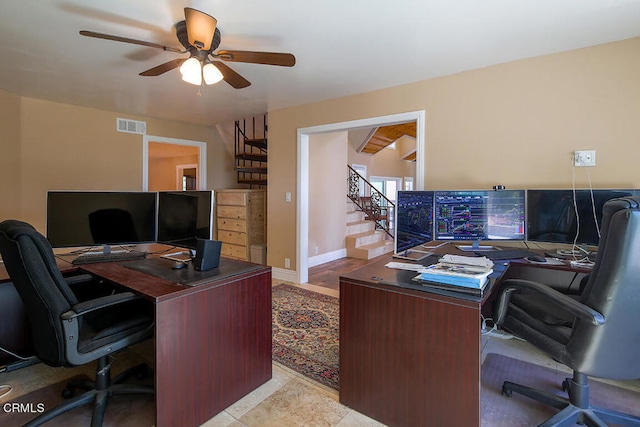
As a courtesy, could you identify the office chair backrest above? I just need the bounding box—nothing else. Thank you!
[567,197,640,379]
[0,220,79,367]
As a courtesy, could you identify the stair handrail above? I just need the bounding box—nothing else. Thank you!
[347,165,395,238]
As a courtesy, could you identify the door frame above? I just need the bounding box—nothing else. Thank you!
[143,135,207,191]
[296,110,425,284]
[177,163,199,190]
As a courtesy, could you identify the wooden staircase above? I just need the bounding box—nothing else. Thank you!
[346,200,394,260]
[235,116,267,187]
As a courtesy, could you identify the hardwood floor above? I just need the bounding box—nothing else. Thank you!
[307,254,389,291]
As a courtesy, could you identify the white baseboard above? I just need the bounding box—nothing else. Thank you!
[308,248,346,268]
[272,267,298,283]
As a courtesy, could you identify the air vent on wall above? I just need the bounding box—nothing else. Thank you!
[116,118,146,135]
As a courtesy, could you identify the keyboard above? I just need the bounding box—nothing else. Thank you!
[476,249,540,261]
[72,250,147,265]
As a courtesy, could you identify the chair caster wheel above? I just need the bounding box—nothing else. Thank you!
[61,387,75,399]
[502,385,512,397]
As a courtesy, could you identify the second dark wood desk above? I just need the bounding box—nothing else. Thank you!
[339,248,590,427]
[79,256,272,427]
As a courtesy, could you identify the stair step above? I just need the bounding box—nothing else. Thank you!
[346,231,386,248]
[347,240,394,260]
[245,138,267,150]
[236,153,267,162]
[346,220,376,235]
[346,210,366,222]
[236,167,267,174]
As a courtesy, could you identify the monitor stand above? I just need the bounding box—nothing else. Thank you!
[86,245,127,255]
[456,239,494,252]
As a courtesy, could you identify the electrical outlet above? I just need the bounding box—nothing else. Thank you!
[284,258,290,269]
[574,150,596,167]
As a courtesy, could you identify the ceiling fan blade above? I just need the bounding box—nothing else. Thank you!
[212,62,251,89]
[79,30,184,53]
[184,7,217,51]
[217,50,296,67]
[139,58,186,76]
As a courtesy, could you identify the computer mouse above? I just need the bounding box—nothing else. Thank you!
[171,261,188,270]
[526,255,547,263]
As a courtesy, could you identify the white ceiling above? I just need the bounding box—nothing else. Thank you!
[1,0,639,126]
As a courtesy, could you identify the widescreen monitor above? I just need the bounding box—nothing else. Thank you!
[46,191,157,249]
[157,191,214,249]
[434,190,526,243]
[395,191,434,253]
[526,189,636,247]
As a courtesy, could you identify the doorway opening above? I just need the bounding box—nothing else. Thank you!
[296,110,425,284]
[143,135,207,191]
[177,164,198,190]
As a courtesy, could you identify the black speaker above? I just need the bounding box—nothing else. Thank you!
[193,239,222,271]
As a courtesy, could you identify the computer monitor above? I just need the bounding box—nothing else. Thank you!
[46,191,157,250]
[526,188,636,247]
[395,191,434,255]
[157,191,214,249]
[434,190,525,249]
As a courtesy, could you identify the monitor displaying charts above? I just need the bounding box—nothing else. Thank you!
[395,191,434,253]
[434,190,526,242]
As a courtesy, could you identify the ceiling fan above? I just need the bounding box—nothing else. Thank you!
[79,7,296,89]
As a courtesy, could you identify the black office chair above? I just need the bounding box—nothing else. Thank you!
[494,197,640,427]
[0,220,154,427]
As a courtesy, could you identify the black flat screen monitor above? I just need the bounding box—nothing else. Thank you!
[395,191,434,253]
[46,191,157,248]
[434,190,526,242]
[157,191,214,249]
[526,189,636,246]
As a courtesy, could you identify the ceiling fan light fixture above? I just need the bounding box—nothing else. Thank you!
[184,7,217,51]
[203,62,223,85]
[180,57,202,85]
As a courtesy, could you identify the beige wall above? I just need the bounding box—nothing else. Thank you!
[267,37,640,270]
[309,132,348,256]
[1,95,234,233]
[148,155,199,191]
[0,91,21,221]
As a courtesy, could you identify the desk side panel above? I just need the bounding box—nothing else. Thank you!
[155,268,272,427]
[340,279,480,427]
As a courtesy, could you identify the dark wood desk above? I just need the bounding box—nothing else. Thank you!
[2,247,272,427]
[339,246,591,427]
[78,256,272,427]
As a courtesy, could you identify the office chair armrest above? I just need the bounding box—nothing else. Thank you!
[64,274,95,286]
[61,292,141,320]
[495,279,605,326]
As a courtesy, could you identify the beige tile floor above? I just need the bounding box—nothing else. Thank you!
[2,281,639,427]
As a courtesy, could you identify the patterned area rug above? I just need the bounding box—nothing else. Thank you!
[272,284,340,390]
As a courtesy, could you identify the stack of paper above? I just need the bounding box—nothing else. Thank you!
[415,255,494,291]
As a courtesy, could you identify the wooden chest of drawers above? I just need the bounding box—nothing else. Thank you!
[216,189,266,262]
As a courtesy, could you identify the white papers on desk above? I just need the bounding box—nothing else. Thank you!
[439,254,494,269]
